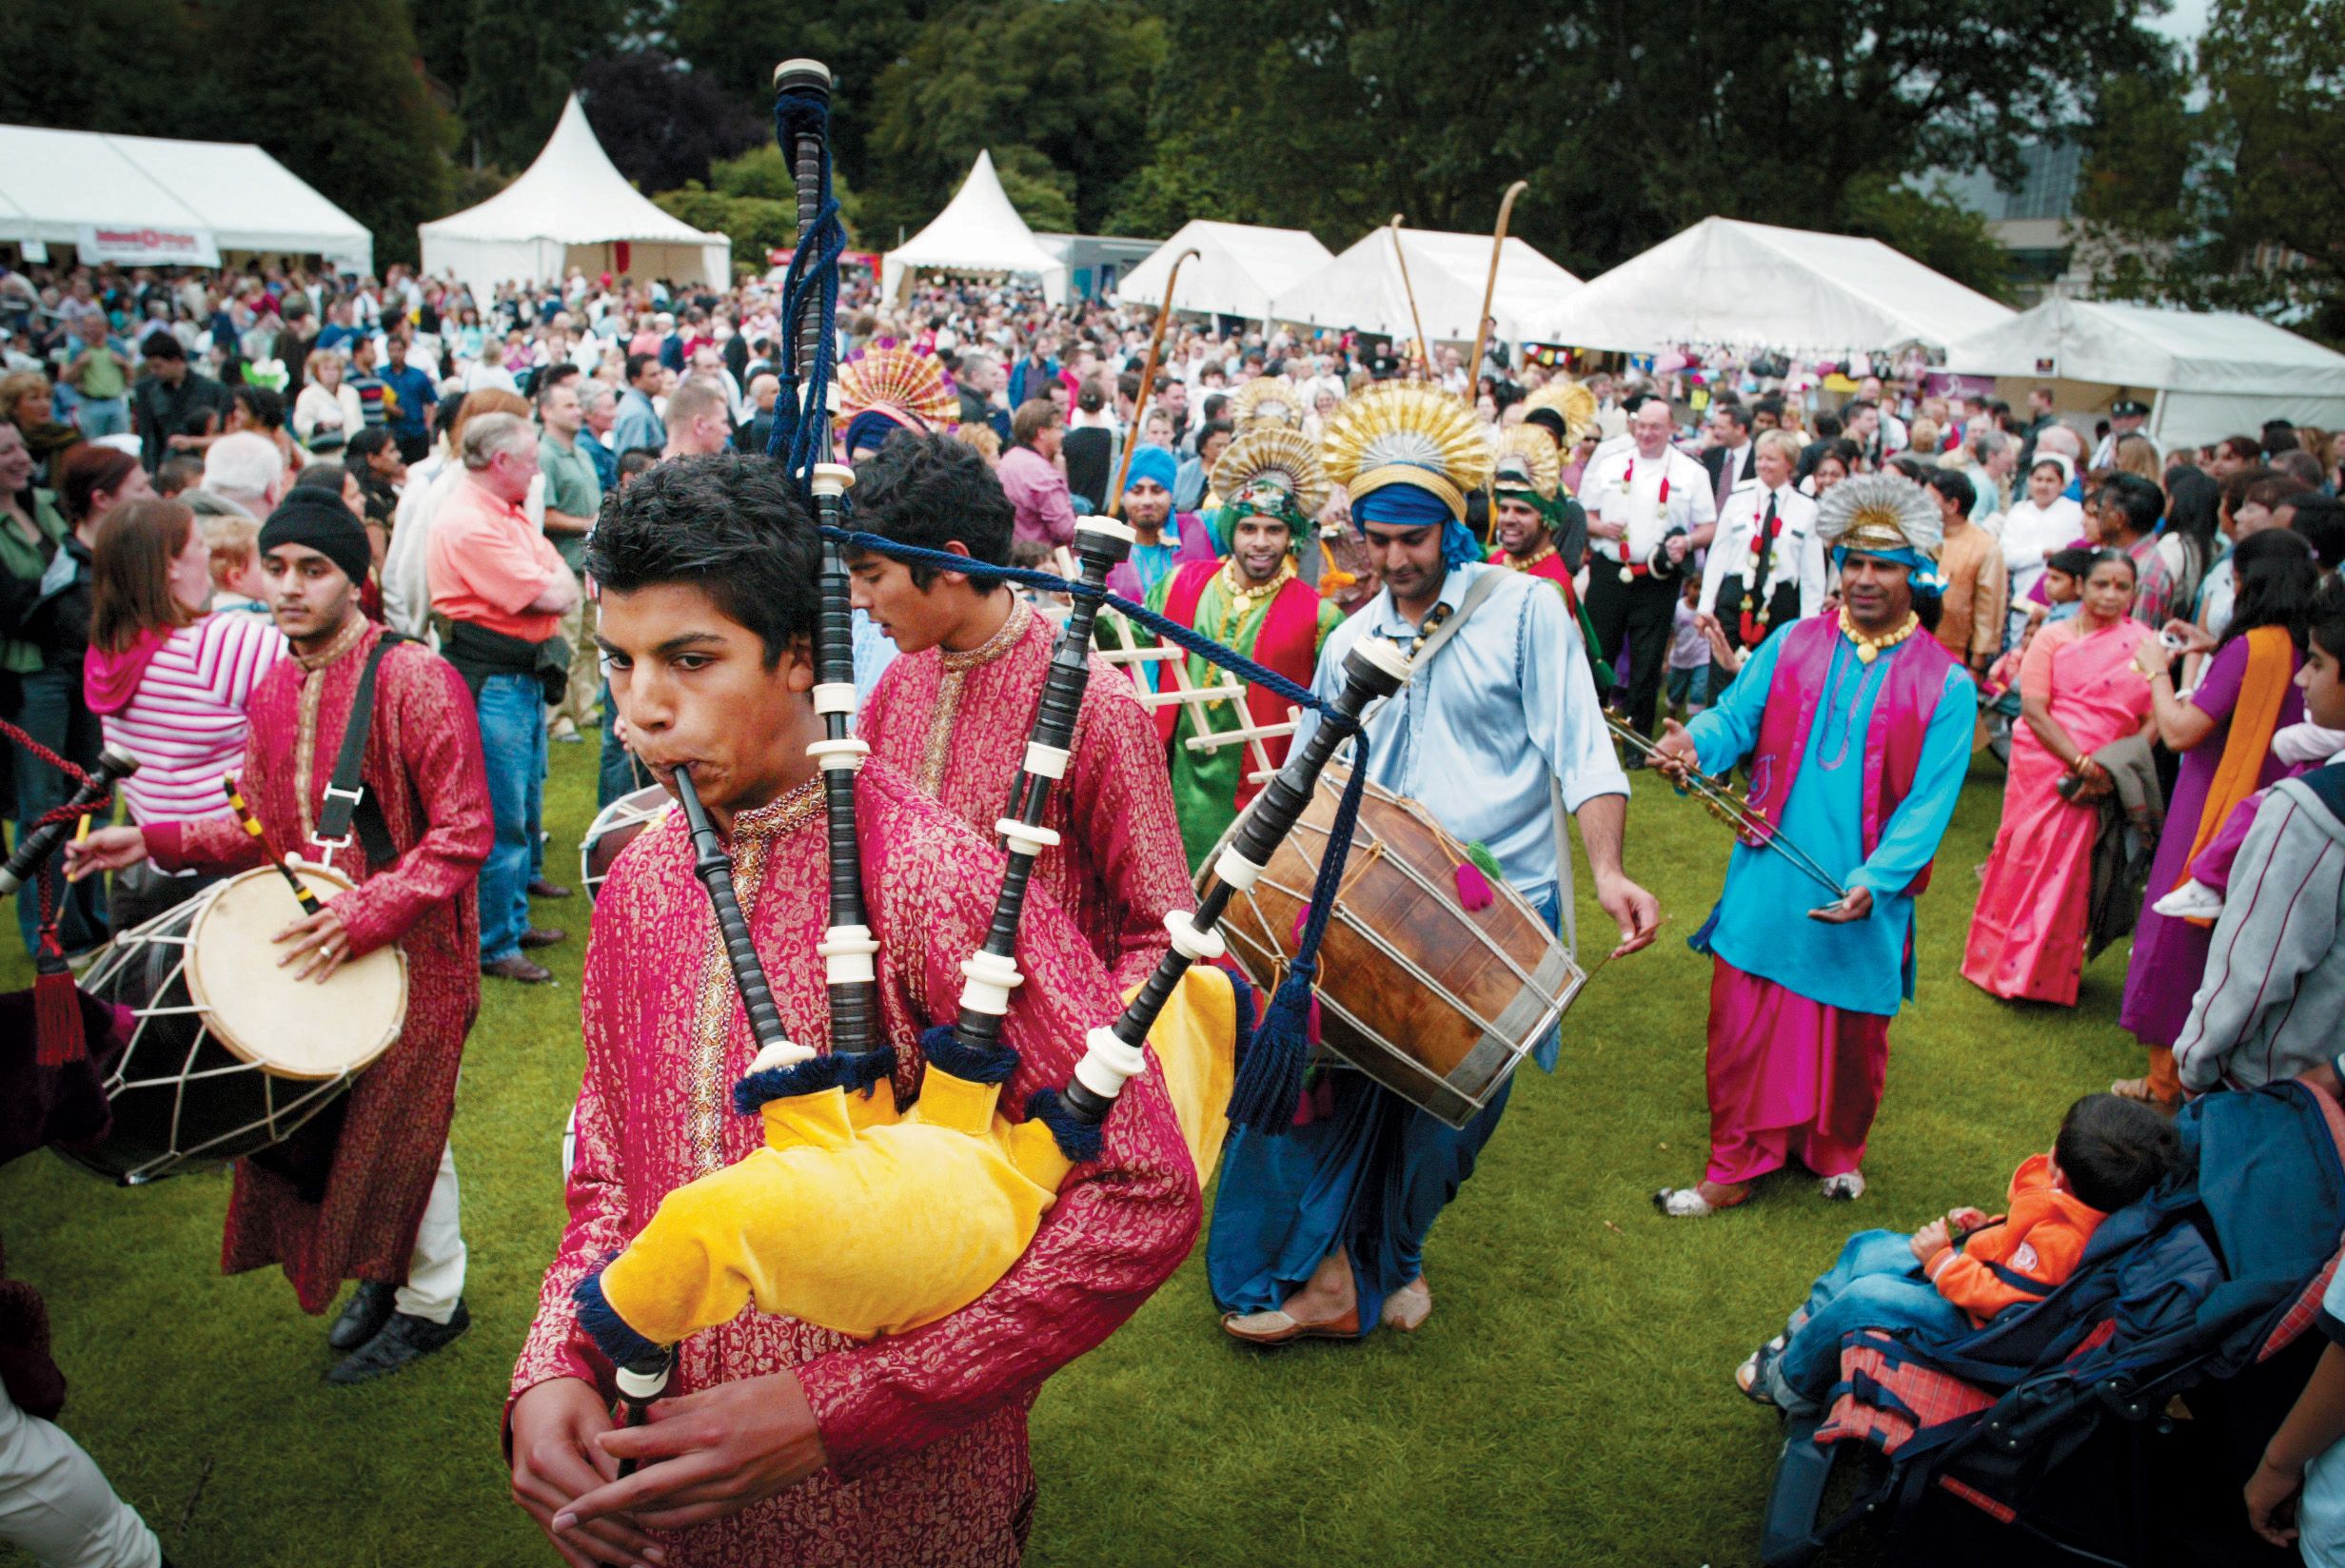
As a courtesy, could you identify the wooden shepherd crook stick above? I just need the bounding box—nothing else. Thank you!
[1387,215,1433,380]
[1468,180,1529,404]
[1107,245,1202,518]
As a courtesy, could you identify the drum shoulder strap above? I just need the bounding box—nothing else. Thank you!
[1406,569,1579,961]
[316,633,413,868]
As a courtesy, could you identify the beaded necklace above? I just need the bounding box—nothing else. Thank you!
[1837,605,1920,665]
[1215,558,1295,647]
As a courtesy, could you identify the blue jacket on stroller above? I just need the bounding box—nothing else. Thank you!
[1764,1077,2345,1567]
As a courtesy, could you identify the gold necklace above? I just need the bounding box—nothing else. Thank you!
[1215,559,1293,647]
[1838,606,1921,665]
[1501,539,1557,572]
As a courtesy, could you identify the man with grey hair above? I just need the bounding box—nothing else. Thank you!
[575,380,620,493]
[1965,426,2017,520]
[193,430,289,520]
[427,409,577,984]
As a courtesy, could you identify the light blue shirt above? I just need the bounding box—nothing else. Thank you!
[850,606,896,710]
[1294,560,1626,909]
[1686,623,1975,1014]
[613,387,665,457]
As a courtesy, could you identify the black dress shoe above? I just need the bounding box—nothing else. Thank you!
[528,877,574,899]
[483,954,556,984]
[518,926,567,950]
[327,1281,397,1352]
[327,1300,470,1384]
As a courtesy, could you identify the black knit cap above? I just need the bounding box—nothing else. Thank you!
[258,488,372,589]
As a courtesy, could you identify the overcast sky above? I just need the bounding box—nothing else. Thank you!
[2152,0,2209,42]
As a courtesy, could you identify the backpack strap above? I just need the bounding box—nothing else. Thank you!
[312,634,409,870]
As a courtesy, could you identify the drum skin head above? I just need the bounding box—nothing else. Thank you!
[184,864,406,1080]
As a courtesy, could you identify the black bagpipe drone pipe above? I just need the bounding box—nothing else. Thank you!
[572,57,1414,1421]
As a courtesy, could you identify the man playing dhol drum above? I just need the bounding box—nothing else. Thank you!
[1209,383,1661,1343]
[68,489,494,1382]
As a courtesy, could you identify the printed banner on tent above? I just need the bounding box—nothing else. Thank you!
[77,225,220,266]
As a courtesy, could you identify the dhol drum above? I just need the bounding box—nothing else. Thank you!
[69,863,406,1185]
[581,783,673,901]
[1208,770,1585,1128]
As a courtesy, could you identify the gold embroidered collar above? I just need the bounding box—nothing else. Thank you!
[939,596,1033,673]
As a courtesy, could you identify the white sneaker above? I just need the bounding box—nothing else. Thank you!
[1653,1186,1716,1217]
[1818,1170,1866,1201]
[2153,879,2225,921]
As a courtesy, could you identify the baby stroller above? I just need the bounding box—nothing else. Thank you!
[1762,1077,2345,1567]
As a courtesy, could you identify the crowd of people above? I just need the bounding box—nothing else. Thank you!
[2,251,2344,1567]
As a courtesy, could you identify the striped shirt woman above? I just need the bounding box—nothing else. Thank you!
[84,498,287,828]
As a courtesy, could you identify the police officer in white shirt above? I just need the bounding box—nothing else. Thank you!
[2090,399,2150,470]
[1586,399,1718,747]
[1698,428,1825,656]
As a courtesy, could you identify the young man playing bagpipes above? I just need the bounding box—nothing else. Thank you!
[508,453,1197,1568]
[845,432,1193,992]
[67,489,494,1382]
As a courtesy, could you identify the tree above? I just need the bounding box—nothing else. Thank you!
[1841,177,2017,304]
[0,0,200,135]
[578,49,766,195]
[653,145,870,268]
[197,0,455,267]
[2079,0,2345,341]
[860,0,1164,241]
[1139,0,2164,280]
[664,0,937,196]
[460,4,620,171]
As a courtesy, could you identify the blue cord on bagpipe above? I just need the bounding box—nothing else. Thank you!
[765,87,847,485]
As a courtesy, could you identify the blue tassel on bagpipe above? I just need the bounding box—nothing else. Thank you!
[765,86,848,485]
[733,1045,899,1114]
[1225,756,1370,1136]
[574,1265,665,1367]
[916,1022,1019,1086]
[1024,1088,1105,1166]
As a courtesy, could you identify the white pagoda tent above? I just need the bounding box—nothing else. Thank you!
[1946,296,2345,451]
[1268,227,1582,349]
[1525,217,2014,358]
[880,151,1069,304]
[419,96,731,298]
[1116,220,1333,322]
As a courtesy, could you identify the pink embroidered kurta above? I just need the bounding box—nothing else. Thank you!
[858,597,1192,991]
[511,758,1199,1568]
[144,620,492,1311]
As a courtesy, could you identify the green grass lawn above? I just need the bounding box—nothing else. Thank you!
[0,736,2142,1567]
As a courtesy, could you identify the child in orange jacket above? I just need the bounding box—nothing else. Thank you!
[1740,1093,2179,1415]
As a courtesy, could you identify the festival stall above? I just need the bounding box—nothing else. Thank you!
[1117,220,1334,323]
[880,150,1070,305]
[0,123,373,275]
[1943,296,2345,452]
[1524,217,2013,361]
[419,96,731,299]
[1268,226,1582,349]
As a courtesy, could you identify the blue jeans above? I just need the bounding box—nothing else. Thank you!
[596,680,646,809]
[474,674,546,963]
[9,663,108,955]
[1768,1228,1971,1414]
[73,398,130,439]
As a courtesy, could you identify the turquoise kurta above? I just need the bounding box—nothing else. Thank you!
[1685,622,1975,1016]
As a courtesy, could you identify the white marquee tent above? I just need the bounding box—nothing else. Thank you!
[1945,296,2345,452]
[419,96,730,300]
[881,151,1069,304]
[1524,217,2014,358]
[0,123,372,274]
[1270,226,1582,348]
[1116,220,1334,322]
